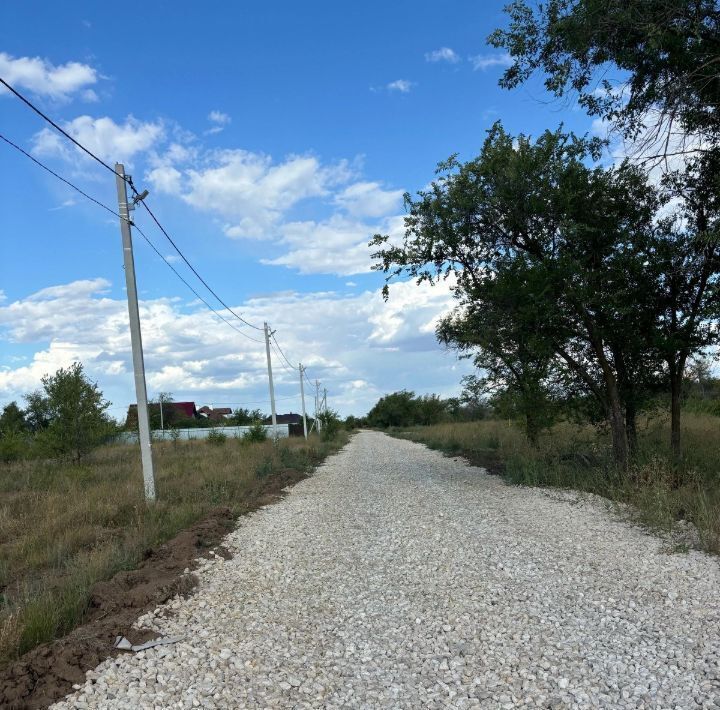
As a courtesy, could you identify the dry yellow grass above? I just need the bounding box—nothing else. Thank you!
[0,432,347,667]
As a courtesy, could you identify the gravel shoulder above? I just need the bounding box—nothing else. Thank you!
[52,431,720,709]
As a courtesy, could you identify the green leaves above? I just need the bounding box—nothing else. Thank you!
[28,362,114,462]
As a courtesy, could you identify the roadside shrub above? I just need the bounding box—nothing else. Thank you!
[319,408,341,441]
[243,421,268,443]
[207,430,227,445]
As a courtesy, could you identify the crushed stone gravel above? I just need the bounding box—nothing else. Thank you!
[52,430,720,709]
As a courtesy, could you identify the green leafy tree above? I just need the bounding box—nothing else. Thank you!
[30,362,114,461]
[343,415,361,430]
[366,391,419,428]
[24,390,52,432]
[0,401,28,462]
[230,407,253,425]
[0,401,27,434]
[415,395,448,426]
[490,1,720,458]
[437,259,560,445]
[489,0,720,154]
[372,124,667,468]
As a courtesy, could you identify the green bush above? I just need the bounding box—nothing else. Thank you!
[319,409,341,441]
[243,421,268,443]
[0,431,25,463]
[207,430,227,445]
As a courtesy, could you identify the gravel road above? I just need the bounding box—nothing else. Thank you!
[53,431,720,709]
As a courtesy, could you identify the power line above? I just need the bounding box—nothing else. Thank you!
[134,194,263,332]
[270,339,297,375]
[0,76,263,335]
[0,132,122,221]
[132,225,263,343]
[0,77,124,179]
[271,332,297,371]
[1,85,328,405]
[0,130,262,344]
[304,368,314,388]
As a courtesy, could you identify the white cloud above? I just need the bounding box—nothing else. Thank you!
[146,165,182,194]
[263,216,376,275]
[148,149,352,239]
[469,53,513,72]
[263,213,405,276]
[208,110,231,125]
[425,47,460,64]
[0,277,470,417]
[32,115,164,164]
[205,110,231,135]
[334,181,404,218]
[387,79,414,93]
[0,52,99,100]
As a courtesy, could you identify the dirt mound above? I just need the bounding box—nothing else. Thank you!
[0,468,308,709]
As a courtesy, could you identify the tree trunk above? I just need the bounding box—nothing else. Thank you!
[608,395,629,470]
[670,369,683,460]
[625,401,637,457]
[525,412,540,448]
[585,321,629,470]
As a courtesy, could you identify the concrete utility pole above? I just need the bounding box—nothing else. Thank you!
[315,379,322,432]
[323,387,328,417]
[263,322,278,438]
[115,164,156,502]
[299,363,308,439]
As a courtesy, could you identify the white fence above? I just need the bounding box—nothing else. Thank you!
[117,423,289,444]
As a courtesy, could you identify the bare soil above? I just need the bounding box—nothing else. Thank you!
[0,467,308,709]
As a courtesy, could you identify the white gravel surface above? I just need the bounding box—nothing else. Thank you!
[53,430,720,709]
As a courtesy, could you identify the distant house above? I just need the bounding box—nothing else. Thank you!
[209,407,232,422]
[125,401,198,429]
[198,406,233,422]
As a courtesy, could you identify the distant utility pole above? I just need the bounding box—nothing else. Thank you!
[323,387,328,419]
[263,322,278,438]
[315,379,322,432]
[299,363,308,439]
[115,164,156,502]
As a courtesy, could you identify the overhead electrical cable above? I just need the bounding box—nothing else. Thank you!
[270,332,297,371]
[1,80,330,403]
[0,76,263,334]
[0,77,125,179]
[270,340,297,375]
[0,131,262,344]
[133,194,264,332]
[0,132,123,220]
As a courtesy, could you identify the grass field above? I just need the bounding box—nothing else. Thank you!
[392,414,720,555]
[0,432,347,668]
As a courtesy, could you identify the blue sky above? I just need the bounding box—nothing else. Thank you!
[0,1,593,418]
